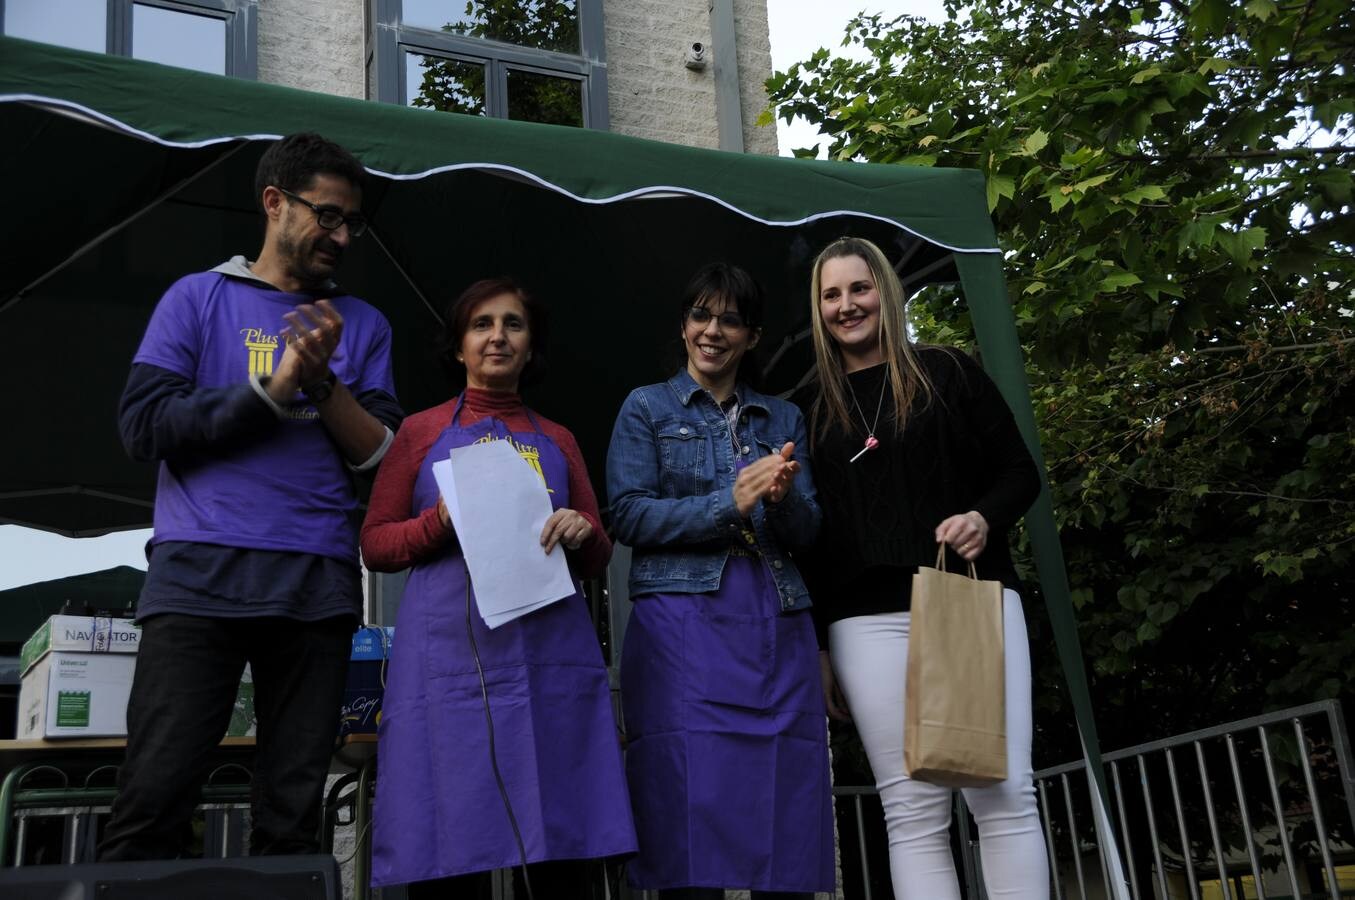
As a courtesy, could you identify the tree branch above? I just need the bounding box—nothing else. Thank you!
[1118,145,1355,163]
[1117,478,1355,506]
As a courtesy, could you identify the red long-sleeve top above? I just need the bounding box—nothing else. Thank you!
[360,388,612,578]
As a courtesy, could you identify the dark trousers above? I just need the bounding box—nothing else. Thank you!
[98,614,352,861]
[406,859,597,900]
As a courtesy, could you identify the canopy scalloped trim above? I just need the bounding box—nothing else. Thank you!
[1,92,1002,257]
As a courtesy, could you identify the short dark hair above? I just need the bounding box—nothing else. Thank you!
[680,262,765,330]
[438,277,548,388]
[680,262,765,387]
[254,132,367,212]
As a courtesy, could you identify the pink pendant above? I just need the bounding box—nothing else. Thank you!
[849,435,880,463]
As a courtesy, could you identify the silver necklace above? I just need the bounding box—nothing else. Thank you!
[847,375,886,463]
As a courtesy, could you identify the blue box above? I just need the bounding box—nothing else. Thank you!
[338,626,394,738]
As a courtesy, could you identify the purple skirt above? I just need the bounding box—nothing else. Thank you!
[620,554,834,892]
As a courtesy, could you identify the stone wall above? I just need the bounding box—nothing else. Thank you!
[603,0,777,153]
[257,0,365,99]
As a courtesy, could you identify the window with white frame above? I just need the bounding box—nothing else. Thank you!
[1,0,257,78]
[369,0,607,129]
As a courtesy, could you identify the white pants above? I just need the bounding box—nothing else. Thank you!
[829,590,1050,899]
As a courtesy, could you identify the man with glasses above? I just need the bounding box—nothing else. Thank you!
[101,133,403,861]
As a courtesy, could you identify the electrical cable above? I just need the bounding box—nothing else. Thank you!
[464,560,535,900]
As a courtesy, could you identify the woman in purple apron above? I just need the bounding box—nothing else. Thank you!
[605,264,834,898]
[361,278,636,898]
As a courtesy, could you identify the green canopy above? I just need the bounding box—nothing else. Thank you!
[0,35,1121,883]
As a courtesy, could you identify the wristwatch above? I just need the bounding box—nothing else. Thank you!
[301,370,338,405]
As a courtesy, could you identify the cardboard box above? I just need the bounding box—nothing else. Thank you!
[17,615,255,740]
[19,651,137,739]
[20,615,141,674]
[338,626,393,738]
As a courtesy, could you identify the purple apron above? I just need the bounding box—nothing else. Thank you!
[619,460,834,893]
[372,396,637,886]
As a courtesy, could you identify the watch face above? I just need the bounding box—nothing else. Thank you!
[303,372,336,404]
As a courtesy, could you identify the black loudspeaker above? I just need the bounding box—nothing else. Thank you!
[0,853,341,899]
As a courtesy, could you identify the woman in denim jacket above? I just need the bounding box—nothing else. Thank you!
[606,263,834,900]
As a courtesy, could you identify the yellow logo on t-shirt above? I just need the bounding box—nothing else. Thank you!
[240,327,279,376]
[472,433,554,493]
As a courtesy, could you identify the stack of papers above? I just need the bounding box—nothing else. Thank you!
[432,439,576,628]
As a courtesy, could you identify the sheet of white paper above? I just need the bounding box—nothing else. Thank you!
[435,439,576,628]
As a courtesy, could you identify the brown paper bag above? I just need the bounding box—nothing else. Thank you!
[903,545,1007,787]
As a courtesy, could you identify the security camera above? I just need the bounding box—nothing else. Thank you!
[684,42,707,71]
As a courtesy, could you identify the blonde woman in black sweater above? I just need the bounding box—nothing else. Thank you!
[796,237,1050,898]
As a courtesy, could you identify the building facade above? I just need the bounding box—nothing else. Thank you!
[2,0,778,154]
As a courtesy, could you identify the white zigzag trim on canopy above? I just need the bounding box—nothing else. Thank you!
[1,93,1002,255]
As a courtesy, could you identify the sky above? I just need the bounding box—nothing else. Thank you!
[0,1,946,593]
[766,0,948,156]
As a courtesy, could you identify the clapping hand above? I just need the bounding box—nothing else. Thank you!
[282,300,344,384]
[732,442,800,517]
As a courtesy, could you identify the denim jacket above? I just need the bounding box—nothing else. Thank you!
[605,370,820,612]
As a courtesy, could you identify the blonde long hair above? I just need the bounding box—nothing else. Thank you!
[808,237,933,444]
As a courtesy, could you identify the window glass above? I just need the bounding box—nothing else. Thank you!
[4,0,106,53]
[132,4,226,75]
[403,0,579,54]
[506,68,582,127]
[406,51,487,116]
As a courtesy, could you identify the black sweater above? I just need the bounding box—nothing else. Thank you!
[793,347,1042,644]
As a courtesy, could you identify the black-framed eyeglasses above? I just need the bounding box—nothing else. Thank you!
[685,306,750,330]
[277,187,368,237]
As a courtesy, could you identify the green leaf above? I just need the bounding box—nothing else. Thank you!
[1130,65,1161,85]
[1099,270,1143,292]
[1243,0,1277,20]
[1071,173,1113,193]
[1197,57,1233,76]
[1141,279,1185,301]
[1190,0,1229,33]
[1216,226,1268,264]
[1121,184,1168,203]
[1020,129,1049,156]
[986,173,1016,211]
[1178,219,1218,252]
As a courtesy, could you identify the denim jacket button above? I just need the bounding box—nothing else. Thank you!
[741,445,750,454]
[679,426,689,435]
[773,560,784,569]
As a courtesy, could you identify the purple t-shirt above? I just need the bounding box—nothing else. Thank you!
[134,268,396,565]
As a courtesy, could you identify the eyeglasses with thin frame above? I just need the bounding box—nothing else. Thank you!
[277,187,369,237]
[685,306,750,330]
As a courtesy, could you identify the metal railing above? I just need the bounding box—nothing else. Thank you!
[1032,700,1355,900]
[1,760,252,866]
[827,701,1355,900]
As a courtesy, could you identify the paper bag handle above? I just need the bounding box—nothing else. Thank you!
[935,543,979,580]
